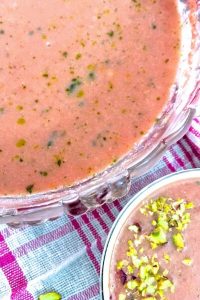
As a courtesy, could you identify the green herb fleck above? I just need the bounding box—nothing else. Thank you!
[107,30,114,37]
[0,107,4,114]
[75,53,82,60]
[26,184,34,194]
[66,77,82,95]
[47,140,53,148]
[76,90,85,98]
[17,117,26,125]
[42,72,49,78]
[16,139,26,147]
[88,71,96,81]
[40,171,48,177]
[62,51,68,58]
[16,105,23,111]
[55,156,64,167]
[151,23,157,30]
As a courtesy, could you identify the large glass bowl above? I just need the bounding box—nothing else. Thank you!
[0,0,199,226]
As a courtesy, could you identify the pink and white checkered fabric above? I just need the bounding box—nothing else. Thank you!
[0,117,199,300]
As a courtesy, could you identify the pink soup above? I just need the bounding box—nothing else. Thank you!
[0,1,180,194]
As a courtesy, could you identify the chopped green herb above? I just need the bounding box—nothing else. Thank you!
[47,140,53,148]
[76,90,84,98]
[42,72,49,78]
[17,117,26,125]
[75,53,82,60]
[88,71,96,81]
[26,184,34,194]
[0,107,4,114]
[62,51,68,58]
[148,227,167,246]
[16,139,26,147]
[151,23,157,30]
[57,159,62,166]
[55,156,64,167]
[66,77,82,95]
[40,171,48,177]
[107,30,114,37]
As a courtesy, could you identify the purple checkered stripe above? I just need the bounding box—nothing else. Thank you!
[0,116,199,300]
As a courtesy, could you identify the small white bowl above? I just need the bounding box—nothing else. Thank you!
[100,168,200,300]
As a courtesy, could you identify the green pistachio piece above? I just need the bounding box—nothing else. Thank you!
[172,233,184,250]
[185,202,194,209]
[159,279,174,292]
[128,224,139,233]
[127,279,139,290]
[157,214,169,231]
[182,258,193,266]
[117,261,123,270]
[127,265,134,274]
[38,292,62,300]
[118,294,126,300]
[116,260,128,270]
[131,255,142,269]
[139,265,152,279]
[149,227,167,245]
[127,246,137,257]
[163,253,171,263]
[163,269,169,276]
[145,285,156,296]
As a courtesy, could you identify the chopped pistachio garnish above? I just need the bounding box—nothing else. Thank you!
[38,292,61,300]
[141,197,193,250]
[182,258,193,266]
[116,196,194,300]
[172,233,184,251]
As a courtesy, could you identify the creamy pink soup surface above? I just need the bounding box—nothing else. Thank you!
[110,179,200,300]
[0,1,180,195]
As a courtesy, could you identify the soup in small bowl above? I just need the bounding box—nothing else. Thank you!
[101,169,200,300]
